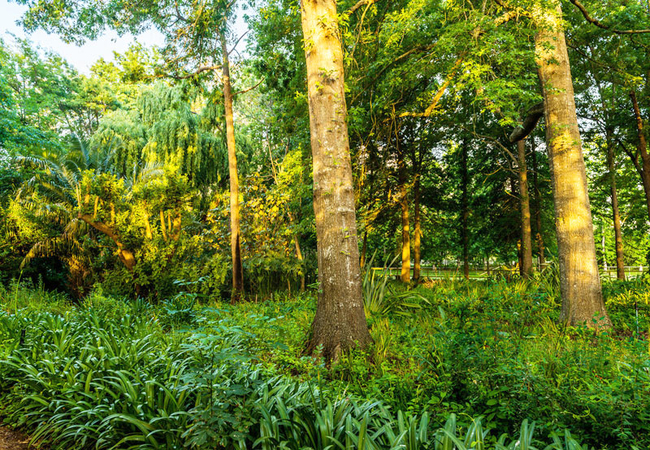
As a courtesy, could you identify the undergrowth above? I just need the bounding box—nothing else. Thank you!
[0,276,648,449]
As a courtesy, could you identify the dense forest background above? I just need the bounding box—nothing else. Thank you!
[2,0,649,301]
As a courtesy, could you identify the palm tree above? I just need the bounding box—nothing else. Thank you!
[13,138,143,296]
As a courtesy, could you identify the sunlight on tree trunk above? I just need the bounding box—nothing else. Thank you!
[221,31,244,301]
[398,148,411,283]
[360,230,368,270]
[301,0,371,362]
[413,174,422,283]
[78,214,136,272]
[533,1,610,327]
[293,234,306,292]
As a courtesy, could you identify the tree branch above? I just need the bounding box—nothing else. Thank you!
[568,0,650,35]
[617,138,641,174]
[347,0,379,14]
[228,30,250,56]
[163,65,223,80]
[509,102,544,142]
[462,127,518,165]
[400,57,463,118]
[233,79,263,96]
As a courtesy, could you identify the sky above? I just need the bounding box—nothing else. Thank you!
[1,0,166,74]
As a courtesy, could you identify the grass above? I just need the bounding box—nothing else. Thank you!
[0,276,648,449]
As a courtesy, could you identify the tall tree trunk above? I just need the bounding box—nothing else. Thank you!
[531,137,545,268]
[293,234,306,292]
[509,169,519,275]
[413,174,422,283]
[517,139,533,278]
[360,230,368,269]
[601,225,608,272]
[301,0,371,362]
[461,143,469,280]
[221,32,244,300]
[593,65,625,281]
[630,91,650,222]
[533,2,610,327]
[398,148,411,283]
[606,134,625,280]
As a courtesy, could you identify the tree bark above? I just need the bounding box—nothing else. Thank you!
[533,2,610,327]
[593,64,624,281]
[301,0,371,362]
[517,139,533,278]
[602,224,608,272]
[171,212,182,241]
[606,134,625,280]
[413,173,422,283]
[531,137,545,268]
[461,143,469,280]
[221,31,244,300]
[630,91,650,222]
[398,147,411,283]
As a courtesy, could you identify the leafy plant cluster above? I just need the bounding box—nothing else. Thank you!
[211,276,650,450]
[0,283,597,450]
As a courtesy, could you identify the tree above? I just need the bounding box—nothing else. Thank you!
[17,0,248,300]
[517,138,533,278]
[220,32,244,299]
[533,1,610,327]
[300,0,371,362]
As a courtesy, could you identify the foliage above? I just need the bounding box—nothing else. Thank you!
[210,279,650,449]
[362,254,427,319]
[0,283,603,450]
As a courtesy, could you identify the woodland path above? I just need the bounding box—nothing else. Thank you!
[0,427,32,450]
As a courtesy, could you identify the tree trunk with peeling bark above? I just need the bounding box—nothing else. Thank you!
[534,2,610,327]
[221,32,244,301]
[301,0,371,362]
[517,139,533,278]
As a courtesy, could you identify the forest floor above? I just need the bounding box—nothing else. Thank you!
[0,426,32,450]
[0,277,649,448]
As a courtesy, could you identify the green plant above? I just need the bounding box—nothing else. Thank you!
[533,259,561,303]
[158,291,198,330]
